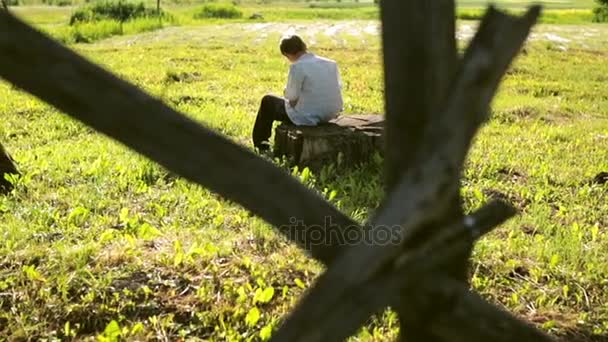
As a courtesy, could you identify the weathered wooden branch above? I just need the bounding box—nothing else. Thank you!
[427,278,553,342]
[380,2,460,339]
[369,4,543,292]
[0,142,18,194]
[270,201,517,342]
[0,11,358,264]
[271,5,544,342]
[273,204,552,341]
[272,200,552,341]
[382,0,458,189]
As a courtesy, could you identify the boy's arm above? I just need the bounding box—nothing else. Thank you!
[335,63,344,111]
[284,64,302,107]
[336,64,343,90]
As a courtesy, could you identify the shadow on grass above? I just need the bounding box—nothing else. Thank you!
[557,330,608,342]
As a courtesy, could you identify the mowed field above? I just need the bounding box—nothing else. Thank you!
[1,1,608,341]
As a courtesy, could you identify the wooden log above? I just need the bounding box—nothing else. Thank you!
[273,114,384,171]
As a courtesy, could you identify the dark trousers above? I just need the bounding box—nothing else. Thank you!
[252,95,293,148]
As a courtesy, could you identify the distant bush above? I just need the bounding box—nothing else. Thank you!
[56,17,164,43]
[68,20,122,42]
[593,0,608,22]
[70,1,164,25]
[194,3,243,19]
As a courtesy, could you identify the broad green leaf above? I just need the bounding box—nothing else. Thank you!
[245,307,261,327]
[254,287,275,304]
[101,320,121,341]
[294,278,306,289]
[260,324,273,341]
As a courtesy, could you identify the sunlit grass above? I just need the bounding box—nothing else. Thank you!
[1,5,608,341]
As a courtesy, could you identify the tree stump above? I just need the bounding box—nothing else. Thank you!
[274,114,384,171]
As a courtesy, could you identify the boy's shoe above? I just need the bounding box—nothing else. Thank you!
[255,141,271,153]
[255,142,274,159]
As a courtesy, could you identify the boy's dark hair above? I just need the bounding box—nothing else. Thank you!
[280,35,307,55]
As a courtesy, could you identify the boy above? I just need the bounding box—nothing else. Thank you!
[252,35,344,151]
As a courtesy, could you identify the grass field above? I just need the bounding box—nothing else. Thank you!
[458,0,597,9]
[1,2,608,341]
[7,0,606,43]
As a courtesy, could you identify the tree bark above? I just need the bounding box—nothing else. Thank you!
[0,142,18,194]
[273,114,384,171]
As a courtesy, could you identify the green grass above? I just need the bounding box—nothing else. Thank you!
[10,5,73,25]
[457,8,596,23]
[457,0,597,9]
[2,6,608,342]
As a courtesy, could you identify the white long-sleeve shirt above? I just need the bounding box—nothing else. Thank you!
[283,53,344,126]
